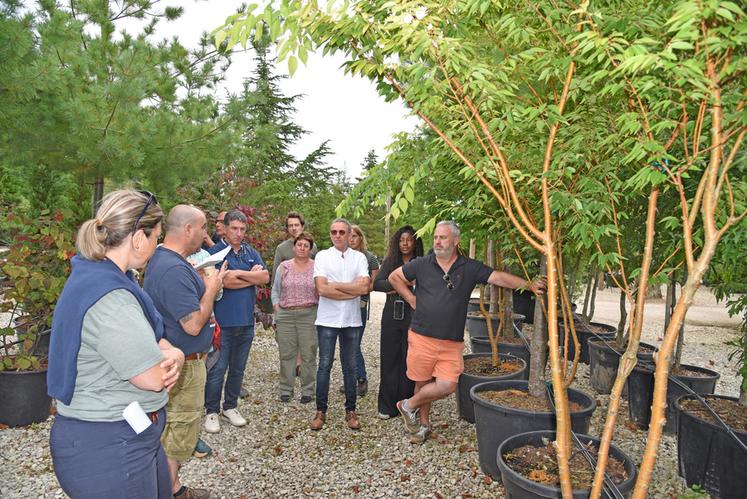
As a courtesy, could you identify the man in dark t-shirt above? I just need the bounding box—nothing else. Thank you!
[144,205,227,498]
[388,220,544,444]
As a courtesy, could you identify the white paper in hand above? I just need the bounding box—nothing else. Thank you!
[123,401,152,434]
[194,245,231,271]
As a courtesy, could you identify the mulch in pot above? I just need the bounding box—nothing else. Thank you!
[680,396,747,432]
[463,356,523,377]
[672,366,713,378]
[504,438,629,489]
[478,388,584,412]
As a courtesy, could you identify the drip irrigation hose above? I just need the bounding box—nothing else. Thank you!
[510,323,625,499]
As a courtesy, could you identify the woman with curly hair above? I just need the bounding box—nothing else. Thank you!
[372,225,424,419]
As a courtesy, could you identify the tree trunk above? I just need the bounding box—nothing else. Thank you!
[468,239,475,259]
[92,174,104,216]
[597,270,606,290]
[617,290,627,344]
[488,241,498,314]
[582,267,594,319]
[742,312,747,407]
[384,191,391,244]
[528,255,548,397]
[588,273,598,322]
[503,281,515,340]
[665,274,685,371]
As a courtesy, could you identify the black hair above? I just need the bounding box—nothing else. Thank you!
[379,225,424,276]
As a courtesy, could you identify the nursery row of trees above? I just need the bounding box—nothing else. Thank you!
[215,0,746,497]
[0,0,355,255]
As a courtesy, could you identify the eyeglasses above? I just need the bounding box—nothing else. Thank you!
[330,230,347,236]
[443,273,455,290]
[131,190,157,234]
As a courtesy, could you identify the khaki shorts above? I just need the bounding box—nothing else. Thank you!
[406,330,464,383]
[161,359,206,461]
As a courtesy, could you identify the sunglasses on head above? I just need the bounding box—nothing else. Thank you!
[443,273,455,290]
[330,229,347,236]
[131,190,157,234]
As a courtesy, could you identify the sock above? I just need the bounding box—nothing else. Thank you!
[403,398,413,413]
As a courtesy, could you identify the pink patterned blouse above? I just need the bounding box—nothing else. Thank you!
[273,260,318,308]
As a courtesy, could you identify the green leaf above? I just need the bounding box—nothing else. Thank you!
[288,55,298,76]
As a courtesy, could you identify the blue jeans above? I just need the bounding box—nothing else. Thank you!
[352,305,368,382]
[50,408,171,499]
[316,325,359,412]
[205,325,254,413]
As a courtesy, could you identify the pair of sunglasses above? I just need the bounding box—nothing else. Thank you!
[443,273,455,290]
[131,190,158,234]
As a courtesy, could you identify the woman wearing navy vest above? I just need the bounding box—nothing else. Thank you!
[48,190,184,498]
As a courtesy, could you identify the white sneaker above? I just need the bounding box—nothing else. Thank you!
[204,413,220,434]
[377,412,392,420]
[222,408,247,427]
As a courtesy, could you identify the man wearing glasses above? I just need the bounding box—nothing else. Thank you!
[388,220,545,444]
[202,211,227,250]
[272,211,318,270]
[310,218,370,431]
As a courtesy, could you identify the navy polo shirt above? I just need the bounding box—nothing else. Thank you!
[144,246,212,355]
[208,240,266,327]
[402,253,493,342]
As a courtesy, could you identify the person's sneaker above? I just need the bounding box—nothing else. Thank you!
[239,386,249,398]
[173,485,211,498]
[299,395,314,404]
[410,425,431,444]
[396,399,420,434]
[310,411,326,431]
[221,408,247,427]
[193,438,212,458]
[345,410,361,430]
[280,395,291,403]
[204,413,220,434]
[357,379,368,397]
[377,412,392,420]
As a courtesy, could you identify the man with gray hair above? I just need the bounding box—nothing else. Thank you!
[309,218,370,431]
[144,205,228,498]
[388,220,545,444]
[203,209,269,434]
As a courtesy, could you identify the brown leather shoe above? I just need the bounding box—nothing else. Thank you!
[345,410,361,430]
[310,411,325,431]
[174,485,211,498]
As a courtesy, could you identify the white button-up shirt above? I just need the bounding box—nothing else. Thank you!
[313,247,369,328]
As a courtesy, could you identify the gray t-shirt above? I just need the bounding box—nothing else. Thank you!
[56,289,168,421]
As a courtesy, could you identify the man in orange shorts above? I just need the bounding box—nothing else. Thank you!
[388,221,544,443]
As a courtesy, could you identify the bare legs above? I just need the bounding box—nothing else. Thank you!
[407,378,457,425]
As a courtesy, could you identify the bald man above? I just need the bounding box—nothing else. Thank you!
[144,205,227,499]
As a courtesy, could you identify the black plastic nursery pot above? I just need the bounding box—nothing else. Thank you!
[627,363,719,433]
[497,430,637,498]
[0,367,52,427]
[457,353,527,424]
[469,338,530,381]
[674,394,747,499]
[587,338,657,394]
[558,322,616,365]
[513,290,536,324]
[466,312,525,341]
[467,298,481,314]
[470,380,596,480]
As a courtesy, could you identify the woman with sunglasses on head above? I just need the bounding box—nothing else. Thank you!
[372,226,424,419]
[48,189,184,499]
[271,232,319,404]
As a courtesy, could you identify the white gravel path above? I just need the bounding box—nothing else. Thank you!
[0,286,742,498]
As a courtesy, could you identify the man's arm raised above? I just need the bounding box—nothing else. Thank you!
[388,267,416,309]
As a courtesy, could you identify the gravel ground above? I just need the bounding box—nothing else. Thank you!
[0,286,742,498]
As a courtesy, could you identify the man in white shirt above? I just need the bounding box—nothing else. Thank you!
[310,218,370,431]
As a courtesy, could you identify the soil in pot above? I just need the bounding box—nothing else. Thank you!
[587,338,657,395]
[504,438,629,490]
[627,363,719,433]
[558,321,616,364]
[457,353,526,424]
[478,388,585,413]
[676,395,747,499]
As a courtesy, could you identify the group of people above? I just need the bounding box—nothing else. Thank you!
[46,189,543,498]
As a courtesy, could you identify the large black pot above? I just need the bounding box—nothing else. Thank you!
[469,338,530,381]
[467,297,482,314]
[497,430,637,498]
[0,368,52,427]
[587,338,657,394]
[627,364,720,433]
[31,329,52,356]
[466,312,525,340]
[558,322,616,364]
[674,394,747,499]
[513,290,536,324]
[470,380,596,480]
[457,353,526,424]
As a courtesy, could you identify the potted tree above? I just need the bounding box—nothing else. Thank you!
[0,211,75,427]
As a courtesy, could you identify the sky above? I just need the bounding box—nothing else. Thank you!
[141,0,420,180]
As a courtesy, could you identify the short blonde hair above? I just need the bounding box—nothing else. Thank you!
[76,190,163,260]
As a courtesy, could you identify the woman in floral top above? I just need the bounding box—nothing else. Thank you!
[271,232,319,404]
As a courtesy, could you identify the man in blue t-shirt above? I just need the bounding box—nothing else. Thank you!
[204,209,269,433]
[144,205,227,499]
